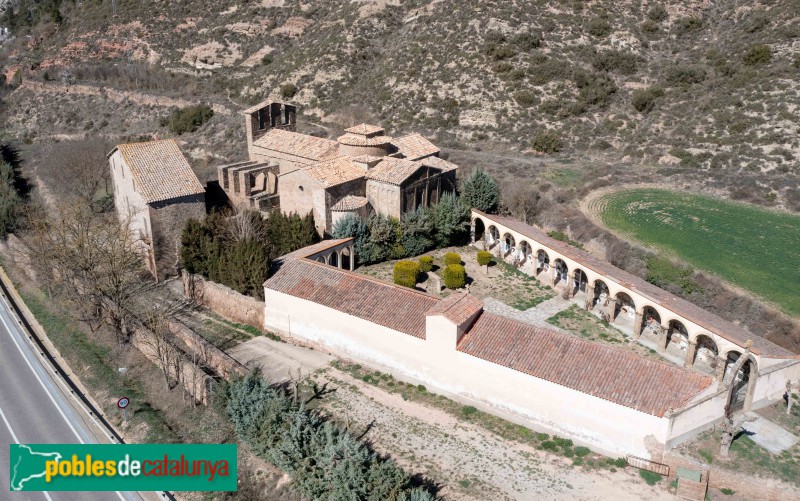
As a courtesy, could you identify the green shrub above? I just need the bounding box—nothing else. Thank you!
[443,264,466,289]
[160,104,214,135]
[444,252,462,266]
[460,168,500,213]
[639,469,663,486]
[492,62,513,73]
[592,50,640,75]
[514,90,537,107]
[418,256,433,272]
[631,87,664,113]
[743,44,772,66]
[574,446,591,457]
[280,83,297,99]
[261,54,273,65]
[614,457,628,468]
[587,18,612,37]
[393,261,420,288]
[531,129,563,153]
[477,250,494,267]
[720,488,735,495]
[461,405,478,417]
[665,64,706,86]
[513,31,542,50]
[675,17,703,35]
[647,5,668,22]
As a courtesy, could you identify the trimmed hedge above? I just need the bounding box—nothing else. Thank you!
[443,264,466,289]
[418,256,433,272]
[444,252,461,266]
[477,250,494,267]
[393,261,420,288]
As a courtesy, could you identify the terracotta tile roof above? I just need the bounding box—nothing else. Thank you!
[274,238,354,263]
[331,195,369,211]
[253,128,340,161]
[337,132,392,147]
[345,124,385,136]
[472,210,797,359]
[365,157,424,185]
[391,133,440,160]
[304,156,365,188]
[427,292,484,326]
[421,155,459,172]
[264,258,439,339]
[459,313,713,416]
[114,139,204,204]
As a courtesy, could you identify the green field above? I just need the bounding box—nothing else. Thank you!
[591,189,800,317]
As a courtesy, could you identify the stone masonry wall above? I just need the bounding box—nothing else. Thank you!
[149,194,206,280]
[183,272,264,330]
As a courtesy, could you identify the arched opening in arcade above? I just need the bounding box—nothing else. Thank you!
[341,246,353,270]
[502,233,516,258]
[486,225,500,249]
[592,279,610,309]
[316,256,326,264]
[726,356,757,415]
[613,292,636,323]
[473,218,486,247]
[665,319,689,354]
[517,240,532,269]
[724,351,741,380]
[552,258,569,287]
[693,334,719,374]
[329,251,339,268]
[572,269,588,297]
[640,305,662,340]
[536,249,550,277]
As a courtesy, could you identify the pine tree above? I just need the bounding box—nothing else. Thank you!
[433,192,471,247]
[460,168,500,213]
[401,206,434,256]
[0,161,21,238]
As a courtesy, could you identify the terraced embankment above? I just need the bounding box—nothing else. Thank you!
[584,188,800,317]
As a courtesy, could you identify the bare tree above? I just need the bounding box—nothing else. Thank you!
[139,307,180,390]
[42,139,113,209]
[224,209,267,243]
[24,201,150,344]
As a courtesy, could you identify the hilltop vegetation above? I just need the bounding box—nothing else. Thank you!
[0,1,799,191]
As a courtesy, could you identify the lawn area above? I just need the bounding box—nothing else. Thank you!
[590,188,800,317]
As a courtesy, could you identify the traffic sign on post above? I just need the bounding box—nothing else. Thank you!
[117,396,130,421]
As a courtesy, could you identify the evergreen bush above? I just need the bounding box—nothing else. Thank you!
[460,168,500,213]
[477,250,494,271]
[444,252,461,266]
[443,264,466,289]
[418,256,433,272]
[393,261,420,288]
[531,129,563,153]
[160,104,214,135]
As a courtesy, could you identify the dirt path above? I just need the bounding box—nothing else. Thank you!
[315,367,674,501]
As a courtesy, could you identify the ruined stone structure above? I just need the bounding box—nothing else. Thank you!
[257,218,799,459]
[218,100,458,235]
[108,139,206,280]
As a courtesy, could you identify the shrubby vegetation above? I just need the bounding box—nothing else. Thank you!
[181,210,318,299]
[225,372,437,500]
[443,252,461,266]
[0,161,22,238]
[477,250,494,273]
[333,194,470,265]
[531,129,563,154]
[393,261,420,288]
[460,168,500,214]
[443,264,466,289]
[418,256,433,272]
[160,104,214,135]
[631,87,664,113]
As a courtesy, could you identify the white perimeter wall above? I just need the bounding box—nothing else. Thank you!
[264,289,672,458]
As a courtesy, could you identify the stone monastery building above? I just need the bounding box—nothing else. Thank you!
[217,101,459,235]
[261,214,800,460]
[108,139,206,280]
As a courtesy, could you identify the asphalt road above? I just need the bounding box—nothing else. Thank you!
[0,290,143,501]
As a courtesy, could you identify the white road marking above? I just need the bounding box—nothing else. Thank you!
[0,299,128,501]
[1,404,54,500]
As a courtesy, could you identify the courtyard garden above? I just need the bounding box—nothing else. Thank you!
[588,188,800,316]
[357,245,554,310]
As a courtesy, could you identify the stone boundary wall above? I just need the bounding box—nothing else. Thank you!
[167,318,248,380]
[183,271,264,330]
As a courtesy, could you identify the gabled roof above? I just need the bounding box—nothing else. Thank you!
[391,133,440,160]
[253,128,340,162]
[112,139,204,204]
[331,195,369,211]
[427,292,483,326]
[365,157,426,186]
[264,258,439,339]
[458,313,713,417]
[420,155,459,172]
[303,156,365,188]
[472,210,797,359]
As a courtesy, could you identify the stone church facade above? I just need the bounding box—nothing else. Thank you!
[218,101,458,235]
